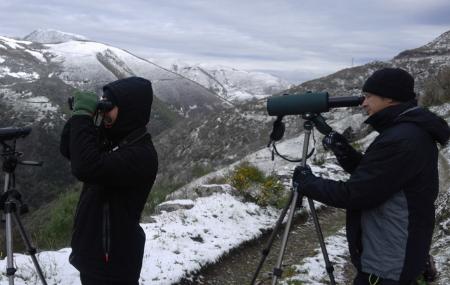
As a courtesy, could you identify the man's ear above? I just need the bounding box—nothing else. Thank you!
[384,97,399,105]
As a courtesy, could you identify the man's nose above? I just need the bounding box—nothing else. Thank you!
[362,97,368,106]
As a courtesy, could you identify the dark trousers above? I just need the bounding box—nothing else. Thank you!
[80,274,139,285]
[353,272,417,285]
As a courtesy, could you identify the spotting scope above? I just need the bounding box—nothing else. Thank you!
[0,127,31,142]
[267,92,364,116]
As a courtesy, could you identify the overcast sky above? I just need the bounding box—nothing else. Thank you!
[1,0,449,83]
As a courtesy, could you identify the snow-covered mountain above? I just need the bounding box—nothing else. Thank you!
[23,29,89,44]
[151,58,292,102]
[0,30,226,208]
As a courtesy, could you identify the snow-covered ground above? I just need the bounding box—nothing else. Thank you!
[0,193,280,285]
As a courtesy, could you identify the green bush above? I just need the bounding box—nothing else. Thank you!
[228,162,265,192]
[258,176,286,207]
[228,162,287,208]
[33,188,80,250]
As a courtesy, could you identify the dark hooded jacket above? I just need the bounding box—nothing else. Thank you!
[301,101,450,283]
[60,77,158,282]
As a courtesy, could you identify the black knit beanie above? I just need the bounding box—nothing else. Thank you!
[362,68,415,102]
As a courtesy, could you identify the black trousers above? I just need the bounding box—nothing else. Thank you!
[353,272,417,285]
[80,274,139,285]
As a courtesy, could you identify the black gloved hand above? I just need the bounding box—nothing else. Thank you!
[322,131,363,174]
[322,131,349,153]
[292,165,317,191]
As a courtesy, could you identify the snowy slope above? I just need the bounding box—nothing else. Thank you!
[43,39,226,113]
[0,31,226,122]
[151,58,292,102]
[23,29,88,44]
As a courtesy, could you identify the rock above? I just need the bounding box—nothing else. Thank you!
[194,184,236,197]
[167,187,200,201]
[155,199,195,214]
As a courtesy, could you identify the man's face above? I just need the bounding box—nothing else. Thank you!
[102,106,119,128]
[362,92,397,116]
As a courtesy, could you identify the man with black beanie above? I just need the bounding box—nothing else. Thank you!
[293,68,450,284]
[60,77,158,285]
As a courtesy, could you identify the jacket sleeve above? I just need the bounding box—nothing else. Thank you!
[302,139,419,210]
[333,146,363,174]
[68,116,158,187]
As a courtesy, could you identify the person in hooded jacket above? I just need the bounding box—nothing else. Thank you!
[293,68,450,285]
[60,77,158,285]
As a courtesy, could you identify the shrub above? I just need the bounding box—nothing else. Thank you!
[228,162,265,192]
[228,162,287,208]
[420,67,450,107]
[258,176,286,207]
[33,188,80,249]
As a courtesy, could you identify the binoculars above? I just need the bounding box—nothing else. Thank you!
[67,97,114,112]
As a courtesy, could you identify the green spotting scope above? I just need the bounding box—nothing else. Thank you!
[267,92,364,116]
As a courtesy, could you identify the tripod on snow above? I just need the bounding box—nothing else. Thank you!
[250,113,336,285]
[0,127,48,285]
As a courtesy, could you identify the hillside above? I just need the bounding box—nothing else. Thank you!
[154,29,450,196]
[151,58,292,102]
[0,30,225,208]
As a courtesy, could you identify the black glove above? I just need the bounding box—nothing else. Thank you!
[322,131,363,173]
[322,131,350,154]
[292,165,318,191]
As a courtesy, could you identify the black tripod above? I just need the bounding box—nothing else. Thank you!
[0,127,47,285]
[251,114,336,285]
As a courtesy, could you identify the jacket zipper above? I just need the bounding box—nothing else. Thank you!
[102,202,111,263]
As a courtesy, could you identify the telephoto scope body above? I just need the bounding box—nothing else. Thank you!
[267,92,364,116]
[0,127,31,142]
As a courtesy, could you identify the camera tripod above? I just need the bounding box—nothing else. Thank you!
[251,113,336,285]
[0,128,47,285]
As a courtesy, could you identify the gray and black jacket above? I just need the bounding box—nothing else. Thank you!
[301,101,450,283]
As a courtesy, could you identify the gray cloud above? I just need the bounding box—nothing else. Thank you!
[0,0,449,83]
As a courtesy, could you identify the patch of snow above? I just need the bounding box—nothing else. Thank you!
[0,36,31,49]
[0,66,39,81]
[281,228,349,285]
[0,90,59,123]
[0,193,279,285]
[24,49,46,62]
[158,199,195,207]
[0,57,4,64]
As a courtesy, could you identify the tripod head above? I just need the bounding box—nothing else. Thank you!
[0,126,43,173]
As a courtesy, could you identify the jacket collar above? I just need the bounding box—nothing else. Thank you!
[364,100,418,133]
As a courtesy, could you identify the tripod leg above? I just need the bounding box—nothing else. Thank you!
[271,190,300,285]
[5,210,15,285]
[11,211,48,285]
[307,198,336,285]
[250,190,294,285]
